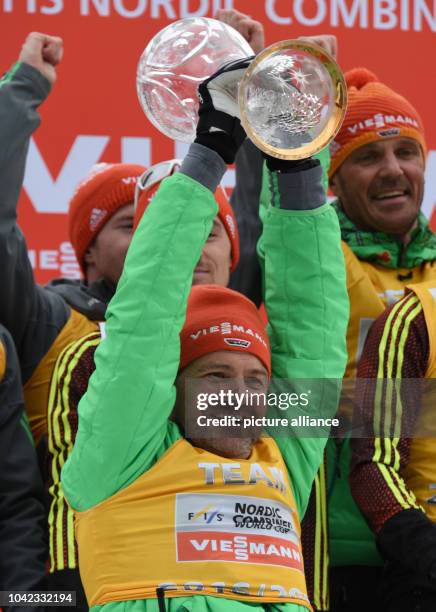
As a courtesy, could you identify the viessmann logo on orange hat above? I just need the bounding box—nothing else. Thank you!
[329,67,426,178]
[180,286,271,375]
[189,322,268,349]
[346,113,420,136]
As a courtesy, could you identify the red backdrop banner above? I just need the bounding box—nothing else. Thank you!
[1,0,435,283]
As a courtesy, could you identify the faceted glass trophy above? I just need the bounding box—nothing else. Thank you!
[137,17,253,142]
[137,19,347,158]
[239,40,347,159]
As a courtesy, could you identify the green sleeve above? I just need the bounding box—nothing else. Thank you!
[262,201,348,517]
[62,174,217,512]
[259,147,330,223]
[258,147,331,306]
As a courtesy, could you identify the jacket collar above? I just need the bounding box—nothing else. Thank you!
[332,200,436,269]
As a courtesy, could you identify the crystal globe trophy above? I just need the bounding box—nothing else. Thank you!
[238,40,347,159]
[136,17,253,142]
[137,19,347,158]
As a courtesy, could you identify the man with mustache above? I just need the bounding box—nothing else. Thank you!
[324,68,436,611]
[218,38,433,606]
[210,23,433,604]
[61,56,348,612]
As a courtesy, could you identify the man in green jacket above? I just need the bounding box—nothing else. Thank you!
[325,67,433,612]
[62,58,348,611]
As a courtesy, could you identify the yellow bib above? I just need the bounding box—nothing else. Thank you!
[343,243,436,378]
[402,281,436,522]
[75,437,311,609]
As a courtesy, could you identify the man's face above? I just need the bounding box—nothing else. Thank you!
[86,208,232,287]
[174,350,269,460]
[193,217,232,286]
[330,138,425,238]
[85,203,134,285]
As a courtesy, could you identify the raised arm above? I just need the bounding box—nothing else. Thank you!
[61,57,251,511]
[62,152,224,511]
[219,10,333,308]
[0,33,69,382]
[260,158,349,515]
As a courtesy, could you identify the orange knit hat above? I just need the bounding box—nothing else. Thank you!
[69,163,146,274]
[329,68,426,178]
[134,168,240,272]
[180,285,271,375]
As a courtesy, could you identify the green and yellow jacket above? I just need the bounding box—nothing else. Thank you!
[62,145,348,612]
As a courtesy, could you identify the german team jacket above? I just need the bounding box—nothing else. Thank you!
[61,144,349,612]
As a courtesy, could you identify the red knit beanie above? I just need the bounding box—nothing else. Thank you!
[180,285,271,375]
[134,174,240,272]
[69,163,146,274]
[329,68,426,178]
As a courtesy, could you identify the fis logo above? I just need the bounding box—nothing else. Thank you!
[188,504,223,524]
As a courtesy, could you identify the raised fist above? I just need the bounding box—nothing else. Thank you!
[19,32,63,85]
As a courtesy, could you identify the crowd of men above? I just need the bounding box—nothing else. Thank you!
[1,9,435,612]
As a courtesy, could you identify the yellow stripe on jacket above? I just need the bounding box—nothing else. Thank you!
[47,330,102,572]
[402,281,436,522]
[24,308,98,446]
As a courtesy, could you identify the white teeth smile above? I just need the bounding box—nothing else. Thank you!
[374,191,406,200]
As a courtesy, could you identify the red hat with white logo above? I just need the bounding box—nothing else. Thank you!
[180,285,271,375]
[329,68,426,178]
[133,161,240,272]
[69,163,146,275]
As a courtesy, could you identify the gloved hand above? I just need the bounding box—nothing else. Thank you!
[263,154,320,174]
[195,56,254,164]
[377,508,436,591]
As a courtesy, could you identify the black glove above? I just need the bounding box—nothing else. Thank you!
[264,154,320,174]
[377,508,436,591]
[195,56,254,163]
